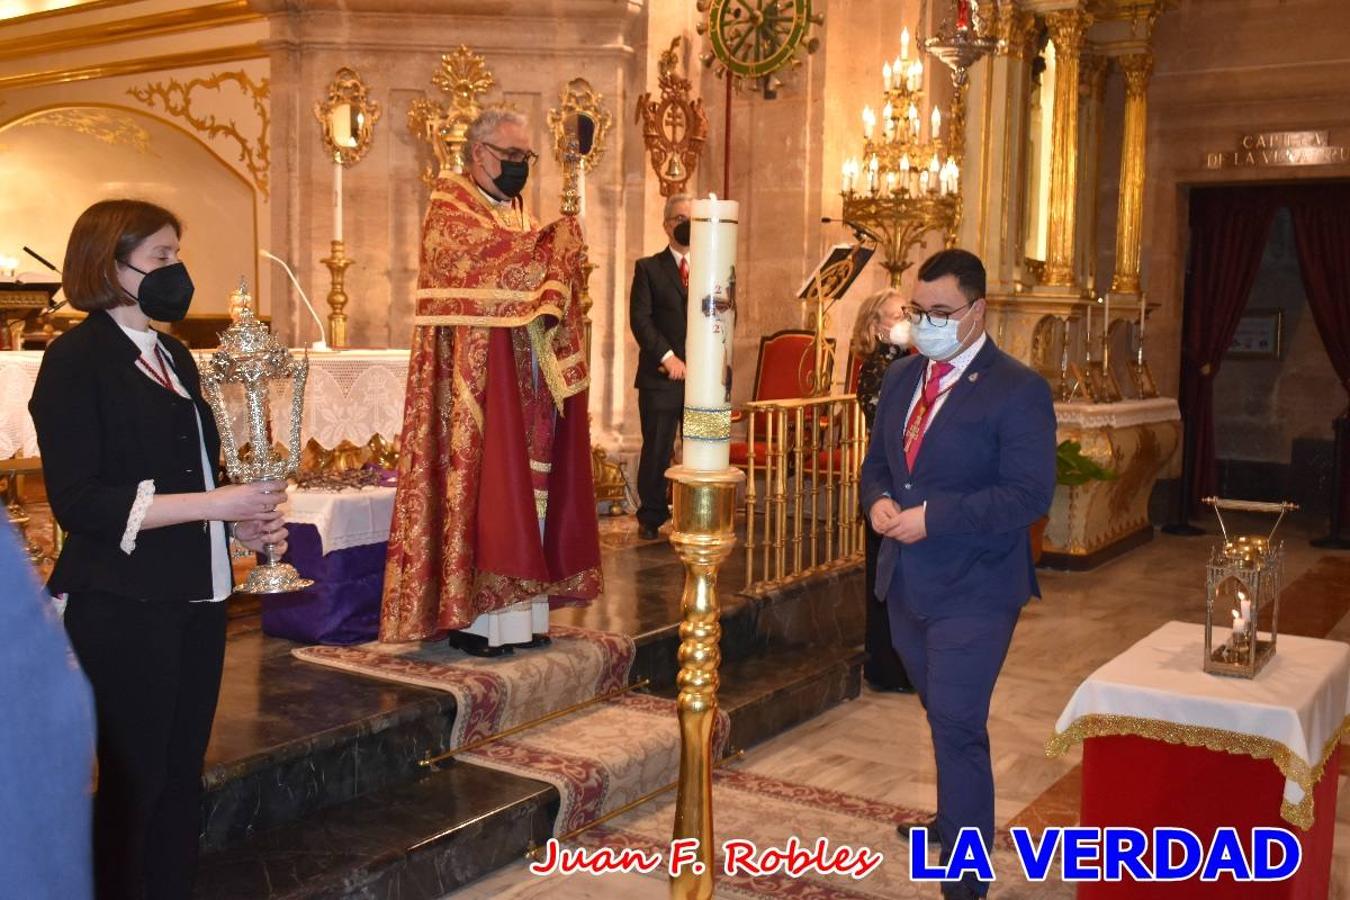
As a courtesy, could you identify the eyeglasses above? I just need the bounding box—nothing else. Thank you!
[901,302,971,327]
[481,141,539,167]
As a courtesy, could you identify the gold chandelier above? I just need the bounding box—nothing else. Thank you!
[839,3,995,287]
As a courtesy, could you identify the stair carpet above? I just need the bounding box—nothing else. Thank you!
[193,563,865,899]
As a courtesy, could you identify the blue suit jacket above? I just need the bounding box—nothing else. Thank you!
[860,338,1057,618]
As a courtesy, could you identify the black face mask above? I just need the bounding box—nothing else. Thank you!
[124,261,194,322]
[672,220,691,246]
[492,160,529,199]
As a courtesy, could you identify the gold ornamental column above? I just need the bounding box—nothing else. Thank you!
[1041,8,1092,287]
[1110,52,1154,295]
[667,466,743,900]
[1075,54,1108,288]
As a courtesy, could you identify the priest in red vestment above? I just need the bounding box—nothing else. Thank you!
[380,107,603,654]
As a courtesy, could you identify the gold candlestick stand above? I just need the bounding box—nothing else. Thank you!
[320,240,352,349]
[667,464,744,900]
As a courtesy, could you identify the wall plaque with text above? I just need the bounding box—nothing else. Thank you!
[1205,131,1349,170]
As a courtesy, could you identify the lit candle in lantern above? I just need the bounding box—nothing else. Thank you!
[862,106,875,140]
[957,0,971,30]
[883,62,892,91]
[931,107,942,142]
[683,193,740,472]
[901,26,910,61]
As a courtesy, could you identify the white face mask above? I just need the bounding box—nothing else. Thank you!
[886,319,912,347]
[911,315,965,361]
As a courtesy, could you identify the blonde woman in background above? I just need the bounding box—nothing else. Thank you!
[849,288,914,693]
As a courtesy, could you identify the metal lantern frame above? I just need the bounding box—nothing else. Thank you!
[200,301,312,594]
[1202,497,1297,678]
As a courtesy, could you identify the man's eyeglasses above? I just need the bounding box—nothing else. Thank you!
[481,141,539,167]
[901,302,971,327]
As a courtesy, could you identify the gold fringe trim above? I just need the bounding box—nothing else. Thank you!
[529,459,552,473]
[1046,713,1350,830]
[416,284,571,303]
[534,488,549,519]
[413,306,563,328]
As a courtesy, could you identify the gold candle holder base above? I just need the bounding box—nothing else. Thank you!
[665,464,744,900]
[320,240,353,349]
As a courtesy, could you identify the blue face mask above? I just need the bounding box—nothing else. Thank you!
[911,315,964,361]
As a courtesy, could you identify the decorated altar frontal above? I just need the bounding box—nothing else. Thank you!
[1042,397,1181,570]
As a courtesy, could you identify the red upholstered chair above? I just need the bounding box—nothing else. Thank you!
[844,351,863,396]
[729,329,830,468]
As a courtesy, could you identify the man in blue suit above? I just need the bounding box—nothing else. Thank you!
[860,249,1056,900]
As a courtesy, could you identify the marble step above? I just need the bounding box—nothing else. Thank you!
[200,565,863,853]
[192,643,863,900]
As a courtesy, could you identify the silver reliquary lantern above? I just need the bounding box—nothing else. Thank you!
[1203,497,1298,678]
[201,287,313,594]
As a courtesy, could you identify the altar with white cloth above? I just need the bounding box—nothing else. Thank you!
[1048,620,1348,898]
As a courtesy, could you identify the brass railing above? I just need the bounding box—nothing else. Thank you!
[742,394,866,593]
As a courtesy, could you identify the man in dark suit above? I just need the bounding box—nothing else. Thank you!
[629,193,691,540]
[860,249,1056,900]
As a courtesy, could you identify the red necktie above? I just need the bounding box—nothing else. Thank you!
[679,256,689,290]
[903,360,954,471]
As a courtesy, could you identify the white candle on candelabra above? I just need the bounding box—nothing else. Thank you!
[862,106,875,140]
[1103,293,1110,356]
[1138,294,1147,343]
[882,101,895,139]
[333,156,344,243]
[931,107,942,142]
[885,171,898,197]
[883,62,892,91]
[867,155,879,193]
[919,169,930,194]
[683,194,740,472]
[901,26,910,61]
[1240,597,1251,622]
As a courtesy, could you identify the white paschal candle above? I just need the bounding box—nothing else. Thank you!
[333,155,344,243]
[683,194,740,471]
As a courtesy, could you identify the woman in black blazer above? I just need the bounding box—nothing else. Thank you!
[29,200,288,900]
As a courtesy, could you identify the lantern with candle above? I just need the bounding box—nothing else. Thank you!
[1202,498,1298,678]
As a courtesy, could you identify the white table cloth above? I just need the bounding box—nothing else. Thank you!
[0,348,411,460]
[283,485,396,554]
[1049,620,1350,827]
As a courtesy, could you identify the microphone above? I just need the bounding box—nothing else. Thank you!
[259,250,330,351]
[22,246,59,272]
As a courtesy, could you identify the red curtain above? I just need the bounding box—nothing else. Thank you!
[1180,188,1279,515]
[1288,184,1350,519]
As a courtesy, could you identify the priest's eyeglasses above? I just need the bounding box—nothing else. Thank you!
[901,302,971,327]
[482,142,539,167]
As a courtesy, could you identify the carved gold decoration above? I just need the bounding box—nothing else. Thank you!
[0,45,266,92]
[1111,52,1153,295]
[696,0,824,93]
[16,108,152,154]
[548,77,612,217]
[408,45,495,184]
[0,1,260,64]
[1041,9,1092,287]
[591,447,627,516]
[127,69,271,196]
[996,7,1038,59]
[636,37,710,197]
[315,67,382,167]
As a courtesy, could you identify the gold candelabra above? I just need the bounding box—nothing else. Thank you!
[839,20,963,287]
[667,465,744,900]
[320,240,352,350]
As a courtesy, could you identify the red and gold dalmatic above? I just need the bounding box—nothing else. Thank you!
[380,173,603,642]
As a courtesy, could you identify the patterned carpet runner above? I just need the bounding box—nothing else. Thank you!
[293,625,729,837]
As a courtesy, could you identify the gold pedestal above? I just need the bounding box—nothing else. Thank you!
[666,464,744,900]
[320,240,353,349]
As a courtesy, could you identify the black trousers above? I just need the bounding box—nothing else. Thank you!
[637,388,682,529]
[64,591,227,900]
[863,523,911,689]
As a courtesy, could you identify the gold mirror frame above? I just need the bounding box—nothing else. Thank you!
[548,78,612,217]
[314,67,381,166]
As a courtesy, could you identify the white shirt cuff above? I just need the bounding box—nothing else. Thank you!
[120,479,156,555]
[661,350,674,362]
